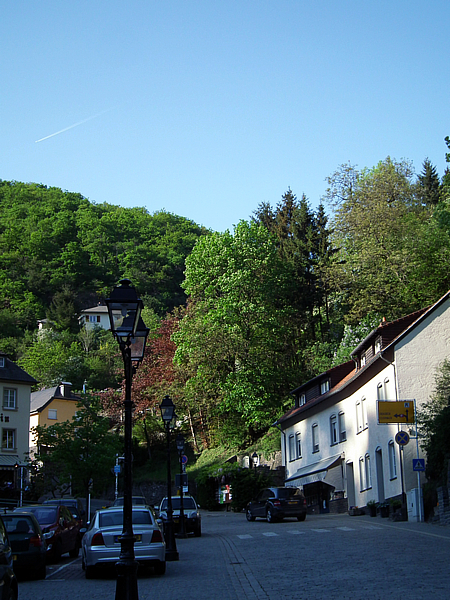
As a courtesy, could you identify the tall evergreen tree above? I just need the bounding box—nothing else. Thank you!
[417,158,441,207]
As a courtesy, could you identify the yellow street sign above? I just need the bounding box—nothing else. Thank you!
[377,400,415,424]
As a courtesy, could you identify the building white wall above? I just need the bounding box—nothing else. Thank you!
[284,362,403,507]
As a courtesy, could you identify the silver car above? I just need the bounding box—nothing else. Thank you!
[81,507,166,578]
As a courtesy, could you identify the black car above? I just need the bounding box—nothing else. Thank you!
[3,512,46,580]
[246,487,307,523]
[0,515,18,599]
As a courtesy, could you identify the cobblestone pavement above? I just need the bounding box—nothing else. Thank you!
[18,510,450,600]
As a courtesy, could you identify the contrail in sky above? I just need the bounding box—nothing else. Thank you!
[35,109,112,143]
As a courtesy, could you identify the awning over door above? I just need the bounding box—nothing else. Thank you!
[285,454,343,487]
[0,455,24,470]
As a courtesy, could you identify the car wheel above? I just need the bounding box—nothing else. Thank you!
[35,563,47,580]
[51,541,62,563]
[69,539,80,558]
[4,583,18,600]
[266,508,275,523]
[154,561,166,576]
[246,509,255,522]
[297,513,306,522]
[85,565,96,579]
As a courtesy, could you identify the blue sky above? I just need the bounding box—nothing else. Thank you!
[3,1,449,232]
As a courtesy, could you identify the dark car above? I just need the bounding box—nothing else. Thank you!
[246,487,307,523]
[14,504,82,562]
[3,512,46,580]
[157,496,201,537]
[43,497,86,526]
[0,515,18,599]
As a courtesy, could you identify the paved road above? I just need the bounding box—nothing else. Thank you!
[18,511,450,600]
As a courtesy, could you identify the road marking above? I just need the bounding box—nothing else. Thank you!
[361,525,383,530]
[337,527,356,531]
[311,528,330,533]
[237,534,253,539]
[288,530,306,535]
[46,558,80,580]
[262,532,278,537]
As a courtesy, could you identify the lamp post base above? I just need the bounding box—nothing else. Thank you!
[165,548,179,561]
[115,557,139,600]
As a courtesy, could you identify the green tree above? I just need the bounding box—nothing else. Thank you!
[174,221,298,447]
[417,158,441,207]
[418,359,450,484]
[32,395,121,504]
[324,157,431,323]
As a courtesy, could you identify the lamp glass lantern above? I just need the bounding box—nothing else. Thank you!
[106,279,144,342]
[160,395,175,424]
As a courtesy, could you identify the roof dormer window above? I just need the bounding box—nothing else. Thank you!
[375,336,382,353]
[320,380,330,395]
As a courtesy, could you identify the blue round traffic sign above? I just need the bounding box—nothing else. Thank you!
[181,454,188,465]
[395,431,410,446]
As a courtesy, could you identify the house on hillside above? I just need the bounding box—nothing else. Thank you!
[276,291,450,520]
[78,305,121,330]
[0,353,36,490]
[29,382,82,455]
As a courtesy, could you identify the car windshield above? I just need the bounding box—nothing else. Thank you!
[18,507,57,524]
[99,511,152,528]
[161,497,196,510]
[3,516,34,534]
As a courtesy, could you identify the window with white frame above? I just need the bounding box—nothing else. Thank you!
[48,409,57,420]
[3,388,17,410]
[377,382,384,400]
[289,434,295,462]
[89,315,101,323]
[364,453,372,489]
[359,456,365,491]
[338,411,346,442]
[320,380,330,395]
[383,378,391,400]
[295,432,302,459]
[356,400,363,433]
[2,429,16,450]
[312,423,319,453]
[362,397,368,430]
[330,414,338,445]
[388,440,397,479]
[299,393,306,406]
[375,336,382,353]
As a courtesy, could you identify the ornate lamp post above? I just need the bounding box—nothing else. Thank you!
[159,395,179,561]
[176,433,186,538]
[106,279,149,600]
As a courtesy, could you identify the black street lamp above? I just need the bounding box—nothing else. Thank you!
[176,433,186,538]
[159,395,179,561]
[106,279,149,600]
[251,452,258,468]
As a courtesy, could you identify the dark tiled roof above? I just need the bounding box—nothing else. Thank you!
[0,355,36,385]
[30,384,81,414]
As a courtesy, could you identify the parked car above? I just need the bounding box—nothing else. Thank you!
[157,495,202,537]
[246,487,307,523]
[0,515,18,599]
[43,497,86,526]
[81,507,166,578]
[112,496,149,508]
[3,512,47,579]
[14,504,82,562]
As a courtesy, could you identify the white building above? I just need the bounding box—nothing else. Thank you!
[277,292,450,519]
[0,353,36,489]
[78,305,121,330]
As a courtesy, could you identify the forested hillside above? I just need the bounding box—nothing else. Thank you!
[3,142,450,455]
